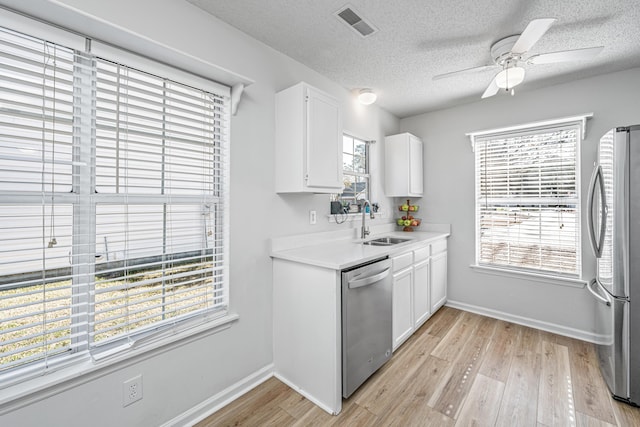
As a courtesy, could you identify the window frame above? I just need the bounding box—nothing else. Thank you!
[471,117,586,280]
[0,17,233,390]
[339,133,371,209]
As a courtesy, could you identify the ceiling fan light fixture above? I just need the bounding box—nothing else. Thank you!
[495,66,525,89]
[358,88,377,105]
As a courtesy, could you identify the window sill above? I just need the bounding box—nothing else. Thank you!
[0,313,239,414]
[470,264,587,288]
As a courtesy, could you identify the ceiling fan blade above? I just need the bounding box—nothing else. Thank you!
[433,64,496,80]
[528,46,604,64]
[511,18,557,54]
[481,76,500,98]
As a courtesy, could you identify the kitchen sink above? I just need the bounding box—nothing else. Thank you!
[363,236,412,246]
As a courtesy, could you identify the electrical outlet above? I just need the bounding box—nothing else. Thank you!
[123,374,143,407]
[309,210,317,225]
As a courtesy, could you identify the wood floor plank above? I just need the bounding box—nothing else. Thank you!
[428,333,488,419]
[576,411,617,427]
[377,393,456,427]
[331,403,378,427]
[471,312,498,340]
[291,403,339,427]
[494,324,541,427]
[516,324,542,356]
[431,310,481,362]
[479,319,521,382]
[420,305,460,338]
[455,373,505,427]
[196,377,291,426]
[374,354,452,425]
[278,387,318,419]
[405,355,451,402]
[610,399,640,427]
[354,333,441,416]
[249,407,296,426]
[537,340,576,427]
[565,338,617,425]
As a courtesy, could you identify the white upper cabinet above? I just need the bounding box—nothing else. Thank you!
[275,82,342,193]
[384,132,424,197]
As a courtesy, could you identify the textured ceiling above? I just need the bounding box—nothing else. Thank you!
[187,0,640,118]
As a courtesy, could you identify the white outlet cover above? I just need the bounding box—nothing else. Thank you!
[123,374,143,407]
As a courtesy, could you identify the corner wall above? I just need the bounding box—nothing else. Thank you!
[400,67,640,337]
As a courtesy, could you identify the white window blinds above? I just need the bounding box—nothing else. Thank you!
[341,134,370,204]
[0,27,85,375]
[475,123,581,276]
[92,59,227,348]
[0,24,229,381]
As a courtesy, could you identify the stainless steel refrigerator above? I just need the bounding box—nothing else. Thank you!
[587,125,640,406]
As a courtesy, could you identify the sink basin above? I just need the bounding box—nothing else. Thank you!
[363,236,412,246]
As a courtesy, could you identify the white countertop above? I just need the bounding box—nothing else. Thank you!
[270,229,450,270]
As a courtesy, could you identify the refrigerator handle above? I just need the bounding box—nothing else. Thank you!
[587,165,607,258]
[587,278,611,306]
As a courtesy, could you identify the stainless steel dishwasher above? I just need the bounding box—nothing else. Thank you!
[342,257,393,398]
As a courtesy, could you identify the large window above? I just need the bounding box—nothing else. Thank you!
[474,121,581,277]
[0,25,229,381]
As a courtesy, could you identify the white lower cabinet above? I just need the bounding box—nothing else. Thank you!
[413,258,431,328]
[430,242,448,313]
[392,267,413,350]
[392,238,447,351]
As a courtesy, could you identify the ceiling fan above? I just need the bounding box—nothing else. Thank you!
[433,18,604,98]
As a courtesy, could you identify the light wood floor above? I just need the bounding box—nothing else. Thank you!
[196,307,640,426]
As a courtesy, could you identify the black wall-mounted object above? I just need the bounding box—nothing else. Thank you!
[331,201,343,214]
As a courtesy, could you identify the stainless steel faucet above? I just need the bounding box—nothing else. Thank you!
[360,199,375,239]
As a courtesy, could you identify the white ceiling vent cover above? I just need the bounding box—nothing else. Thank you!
[334,5,378,37]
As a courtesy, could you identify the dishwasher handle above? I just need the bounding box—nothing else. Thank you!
[348,268,391,289]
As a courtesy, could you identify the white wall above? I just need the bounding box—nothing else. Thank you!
[400,67,640,337]
[0,0,399,425]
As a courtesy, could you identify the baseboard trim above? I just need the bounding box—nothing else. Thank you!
[273,372,339,415]
[446,300,600,343]
[161,364,274,427]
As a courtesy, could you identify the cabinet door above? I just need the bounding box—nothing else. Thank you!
[409,135,423,195]
[305,87,341,190]
[431,252,447,312]
[392,268,413,351]
[413,259,430,329]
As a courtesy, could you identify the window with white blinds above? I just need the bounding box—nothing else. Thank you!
[340,134,370,204]
[475,122,581,276]
[0,24,229,381]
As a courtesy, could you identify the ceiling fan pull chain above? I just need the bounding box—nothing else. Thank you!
[505,66,509,91]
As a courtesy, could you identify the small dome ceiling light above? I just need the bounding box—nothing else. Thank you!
[358,88,377,105]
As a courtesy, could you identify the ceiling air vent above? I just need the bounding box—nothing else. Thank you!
[334,5,378,37]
